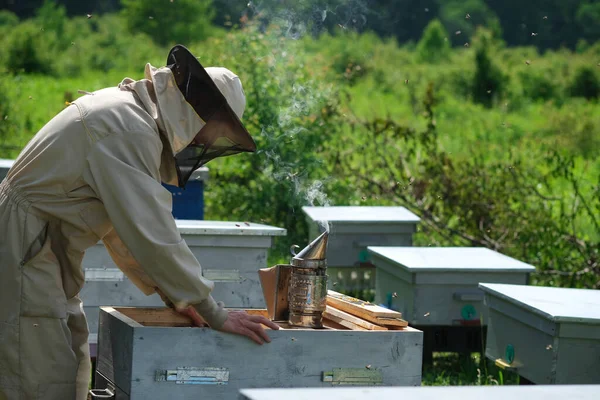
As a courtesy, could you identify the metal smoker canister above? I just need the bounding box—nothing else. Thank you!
[288,231,329,328]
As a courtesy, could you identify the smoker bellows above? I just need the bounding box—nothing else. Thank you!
[258,231,329,328]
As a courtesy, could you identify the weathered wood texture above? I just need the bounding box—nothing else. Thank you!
[95,307,423,400]
[322,306,383,331]
[481,283,600,384]
[326,291,407,328]
[238,385,600,400]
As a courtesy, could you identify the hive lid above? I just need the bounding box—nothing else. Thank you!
[239,385,600,400]
[368,247,536,273]
[479,283,600,324]
[176,220,286,236]
[302,206,420,224]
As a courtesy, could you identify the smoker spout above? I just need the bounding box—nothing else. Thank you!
[291,231,328,268]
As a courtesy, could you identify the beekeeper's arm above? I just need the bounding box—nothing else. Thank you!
[83,130,229,329]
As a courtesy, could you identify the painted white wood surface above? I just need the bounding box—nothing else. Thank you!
[176,220,286,236]
[479,283,600,323]
[302,206,420,223]
[368,247,536,273]
[239,385,600,400]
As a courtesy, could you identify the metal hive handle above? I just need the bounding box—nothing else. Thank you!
[89,389,114,399]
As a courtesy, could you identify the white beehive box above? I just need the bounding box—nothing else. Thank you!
[92,306,423,399]
[239,385,600,400]
[480,283,600,384]
[81,220,286,356]
[368,247,536,326]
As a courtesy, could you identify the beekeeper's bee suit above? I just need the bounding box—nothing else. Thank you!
[0,45,256,400]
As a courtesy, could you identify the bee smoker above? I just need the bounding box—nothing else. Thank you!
[258,231,329,328]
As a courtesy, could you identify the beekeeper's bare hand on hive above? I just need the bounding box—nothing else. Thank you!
[218,311,280,345]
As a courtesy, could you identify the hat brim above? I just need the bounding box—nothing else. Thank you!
[166,44,256,153]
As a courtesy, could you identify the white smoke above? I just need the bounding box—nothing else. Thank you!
[244,1,370,229]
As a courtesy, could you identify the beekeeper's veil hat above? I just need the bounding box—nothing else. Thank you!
[166,44,256,188]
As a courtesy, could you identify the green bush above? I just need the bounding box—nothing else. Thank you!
[569,66,600,100]
[0,10,19,27]
[518,69,560,102]
[4,21,55,75]
[56,14,164,76]
[121,0,216,46]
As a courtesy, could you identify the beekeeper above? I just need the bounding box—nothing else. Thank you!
[0,45,279,400]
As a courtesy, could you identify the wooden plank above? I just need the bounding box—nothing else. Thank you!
[115,307,271,327]
[386,325,410,331]
[375,317,409,327]
[327,290,402,323]
[117,307,195,327]
[323,306,387,331]
[322,318,348,330]
[312,309,368,331]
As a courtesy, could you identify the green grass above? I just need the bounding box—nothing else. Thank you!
[423,353,520,386]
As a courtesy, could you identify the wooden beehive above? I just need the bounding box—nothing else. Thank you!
[480,283,600,384]
[302,206,420,296]
[368,247,536,362]
[81,220,286,357]
[93,306,423,399]
[369,247,535,326]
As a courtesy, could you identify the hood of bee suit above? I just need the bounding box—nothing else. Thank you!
[118,50,256,188]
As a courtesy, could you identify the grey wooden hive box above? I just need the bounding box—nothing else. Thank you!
[81,220,286,357]
[479,283,600,384]
[93,306,423,399]
[301,206,420,295]
[301,206,420,268]
[369,247,536,326]
[238,385,600,400]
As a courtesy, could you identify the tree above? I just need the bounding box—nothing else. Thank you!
[472,27,506,107]
[437,0,501,46]
[416,19,450,63]
[576,1,600,39]
[121,0,216,46]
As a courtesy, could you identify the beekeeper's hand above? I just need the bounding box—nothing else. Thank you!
[218,310,280,345]
[177,306,280,345]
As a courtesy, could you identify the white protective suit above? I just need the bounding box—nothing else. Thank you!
[0,63,248,399]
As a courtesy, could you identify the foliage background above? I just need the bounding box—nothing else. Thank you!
[0,0,599,385]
